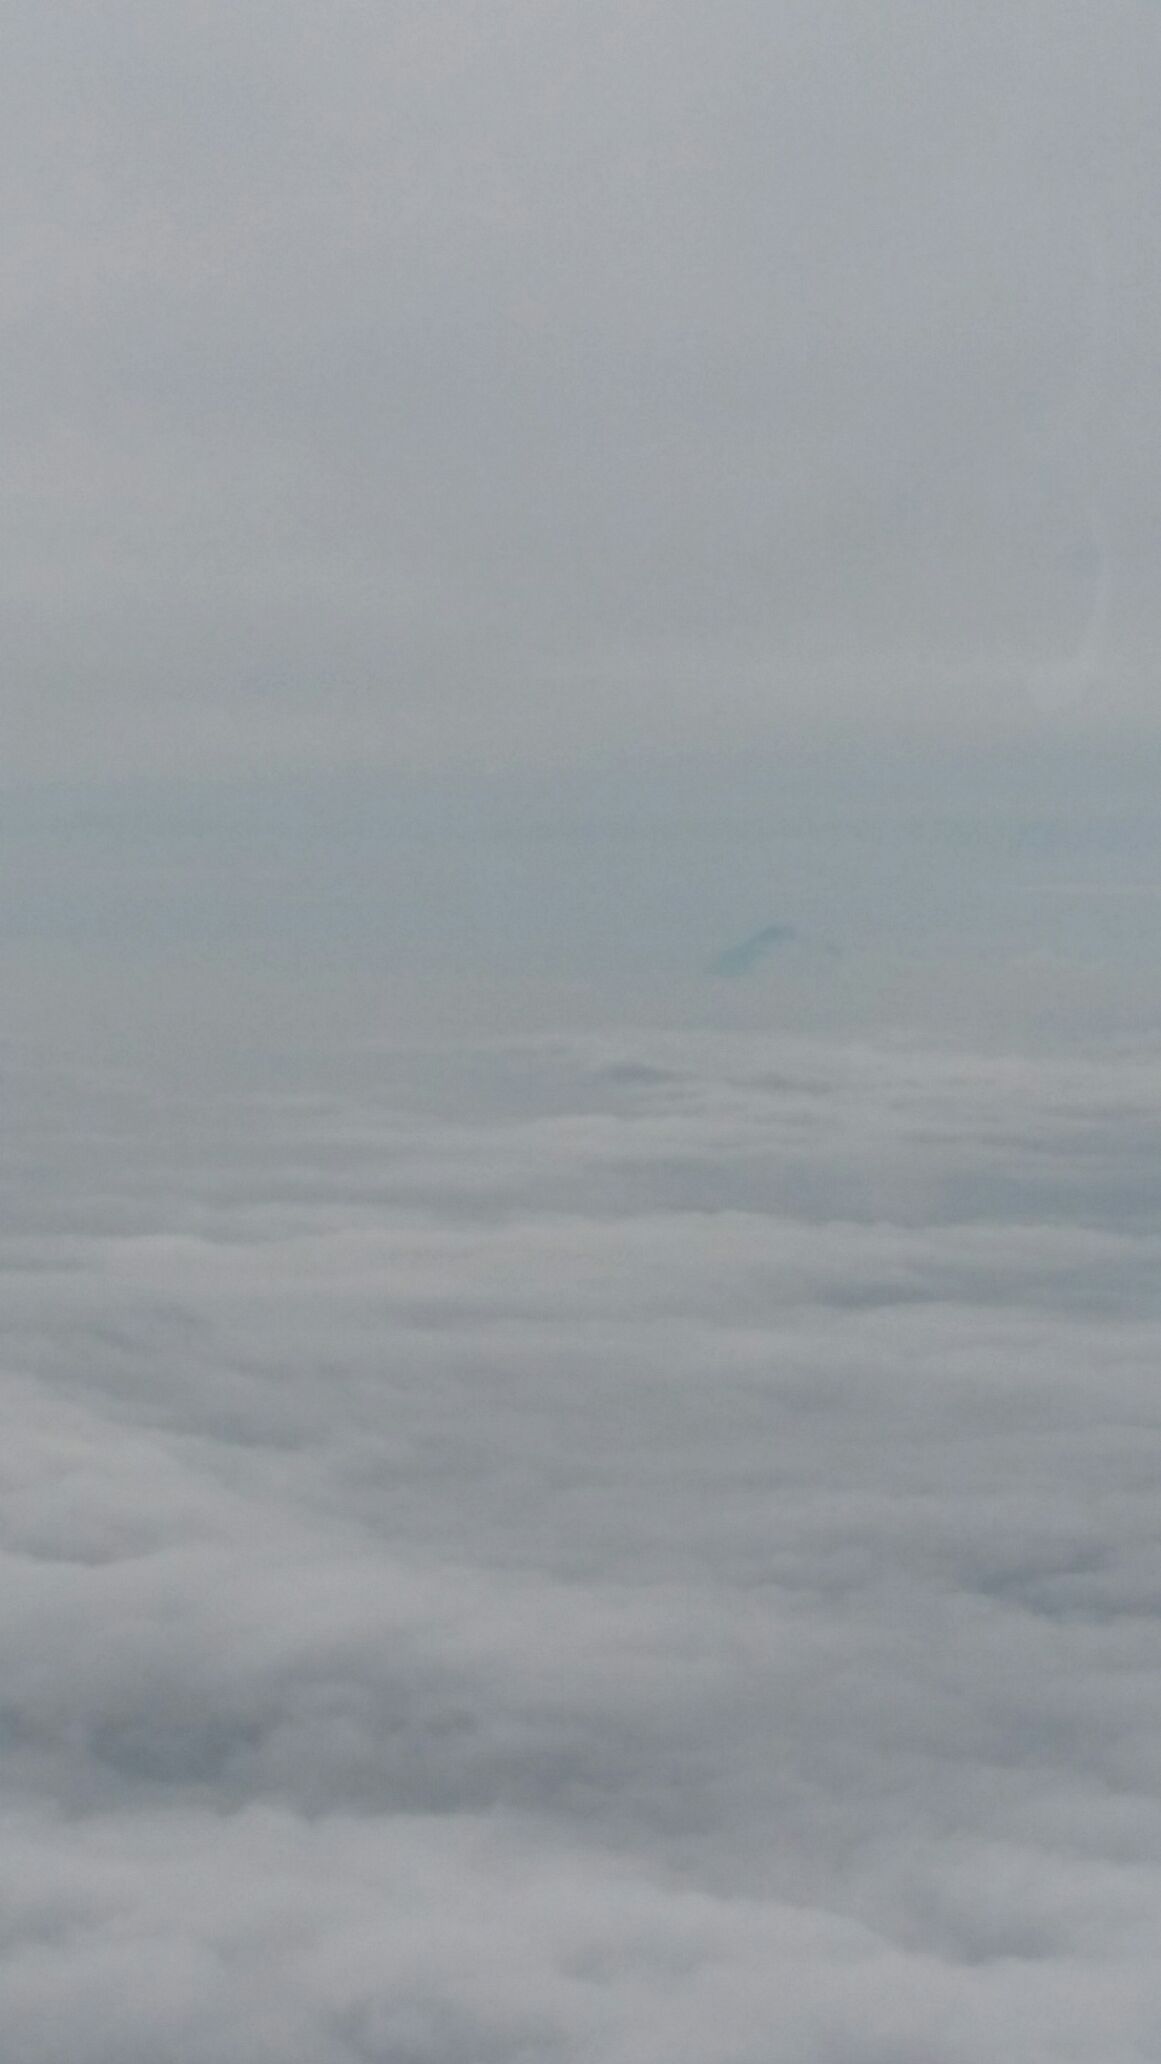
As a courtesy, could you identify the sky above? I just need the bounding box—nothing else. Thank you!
[5,0,1161,789]
[5,0,1161,1057]
[6,6,1161,2058]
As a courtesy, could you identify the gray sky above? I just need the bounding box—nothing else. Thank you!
[5,0,1161,784]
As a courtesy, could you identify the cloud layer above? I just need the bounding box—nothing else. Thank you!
[4,1030,1161,2058]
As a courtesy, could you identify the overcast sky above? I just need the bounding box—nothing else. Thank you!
[5,0,1161,1058]
[5,0,1161,788]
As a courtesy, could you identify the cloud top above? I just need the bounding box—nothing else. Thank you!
[4,1029,1161,2057]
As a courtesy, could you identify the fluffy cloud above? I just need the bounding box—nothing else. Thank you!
[2,1030,1161,2058]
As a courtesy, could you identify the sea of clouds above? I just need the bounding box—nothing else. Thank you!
[4,1028,1161,2061]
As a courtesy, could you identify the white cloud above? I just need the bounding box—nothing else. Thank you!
[2,1031,1161,2056]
